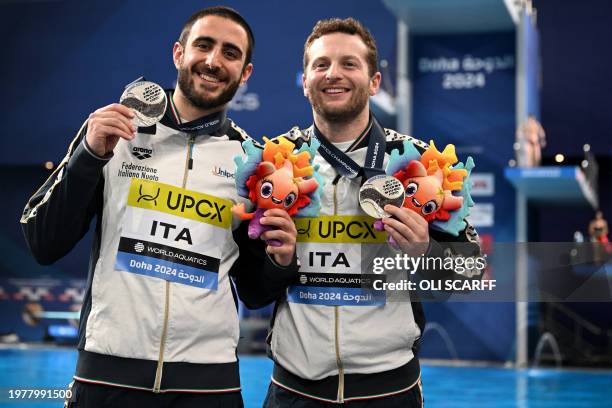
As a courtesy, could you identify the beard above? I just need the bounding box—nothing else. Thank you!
[176,63,241,111]
[308,85,369,123]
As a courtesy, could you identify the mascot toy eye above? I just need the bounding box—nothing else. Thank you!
[232,136,322,246]
[251,161,312,212]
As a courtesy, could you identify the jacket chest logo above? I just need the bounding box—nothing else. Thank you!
[132,146,153,160]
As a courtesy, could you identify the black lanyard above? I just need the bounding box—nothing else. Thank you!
[165,90,227,135]
[311,114,386,185]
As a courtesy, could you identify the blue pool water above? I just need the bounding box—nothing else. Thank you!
[1,348,611,407]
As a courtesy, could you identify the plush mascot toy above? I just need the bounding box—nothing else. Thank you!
[233,136,322,246]
[376,140,475,243]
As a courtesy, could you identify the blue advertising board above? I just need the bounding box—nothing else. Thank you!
[412,32,517,361]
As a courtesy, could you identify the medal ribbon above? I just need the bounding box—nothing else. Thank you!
[311,113,386,185]
[166,91,227,136]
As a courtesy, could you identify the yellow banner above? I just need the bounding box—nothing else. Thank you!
[295,215,387,244]
[127,179,232,229]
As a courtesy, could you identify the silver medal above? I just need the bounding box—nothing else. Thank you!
[120,80,167,127]
[359,175,405,218]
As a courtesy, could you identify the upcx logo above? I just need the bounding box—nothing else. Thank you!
[137,184,160,206]
[128,179,232,229]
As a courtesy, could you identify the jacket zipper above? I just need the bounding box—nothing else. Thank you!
[332,175,345,403]
[153,134,196,392]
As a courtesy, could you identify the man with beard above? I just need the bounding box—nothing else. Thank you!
[21,6,298,408]
[263,18,481,407]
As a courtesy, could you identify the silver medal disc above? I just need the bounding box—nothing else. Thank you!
[359,175,405,218]
[120,80,167,127]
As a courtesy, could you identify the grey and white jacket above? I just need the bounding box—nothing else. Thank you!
[267,120,481,403]
[21,95,297,393]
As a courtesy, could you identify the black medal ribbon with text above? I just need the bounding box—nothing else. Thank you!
[311,113,386,185]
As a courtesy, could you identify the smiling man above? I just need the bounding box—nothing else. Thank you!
[263,18,481,407]
[21,6,298,408]
[173,11,252,123]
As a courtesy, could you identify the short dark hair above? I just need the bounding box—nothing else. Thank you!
[304,18,378,77]
[178,6,255,65]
